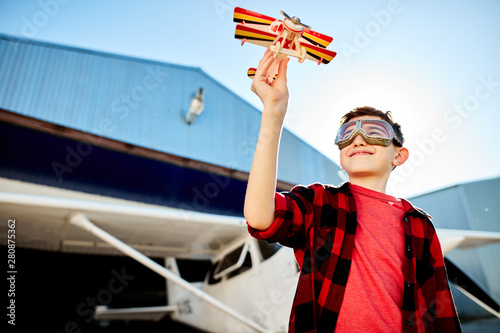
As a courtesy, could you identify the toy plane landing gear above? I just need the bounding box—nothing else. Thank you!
[234,7,337,79]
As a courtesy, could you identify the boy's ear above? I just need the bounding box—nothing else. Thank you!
[393,147,409,167]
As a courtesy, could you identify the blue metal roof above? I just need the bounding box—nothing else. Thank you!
[0,34,342,187]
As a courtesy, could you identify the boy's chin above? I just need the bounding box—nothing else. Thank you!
[345,168,385,178]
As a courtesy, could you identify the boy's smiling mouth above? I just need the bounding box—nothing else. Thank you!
[349,150,373,157]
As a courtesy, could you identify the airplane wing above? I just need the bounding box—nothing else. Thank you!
[0,188,247,260]
[233,7,277,49]
[301,28,333,48]
[233,7,277,26]
[302,42,337,64]
[436,228,500,255]
[435,228,500,318]
[4,181,498,260]
[0,184,273,333]
[234,23,276,48]
[2,179,498,260]
[445,258,500,318]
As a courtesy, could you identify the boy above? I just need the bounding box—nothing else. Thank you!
[244,49,462,332]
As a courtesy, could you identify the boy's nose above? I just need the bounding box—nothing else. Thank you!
[352,134,367,146]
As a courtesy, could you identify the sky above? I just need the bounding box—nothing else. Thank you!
[1,0,499,198]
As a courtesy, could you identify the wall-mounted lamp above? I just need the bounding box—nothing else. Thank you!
[185,87,205,124]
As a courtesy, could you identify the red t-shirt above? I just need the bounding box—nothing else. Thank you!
[336,184,405,332]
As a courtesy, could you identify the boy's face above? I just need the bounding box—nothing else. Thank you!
[339,115,408,180]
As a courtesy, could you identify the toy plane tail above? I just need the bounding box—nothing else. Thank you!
[246,67,278,80]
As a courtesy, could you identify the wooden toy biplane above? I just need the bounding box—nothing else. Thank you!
[234,7,337,79]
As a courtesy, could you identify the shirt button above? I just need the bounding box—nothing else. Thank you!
[407,246,411,252]
[406,320,412,326]
[406,282,411,288]
[404,216,408,222]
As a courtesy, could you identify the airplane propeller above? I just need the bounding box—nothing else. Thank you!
[280,10,311,29]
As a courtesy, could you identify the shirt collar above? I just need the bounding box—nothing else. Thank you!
[341,182,430,218]
[400,197,431,218]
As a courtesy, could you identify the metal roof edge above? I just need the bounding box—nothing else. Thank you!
[0,33,201,73]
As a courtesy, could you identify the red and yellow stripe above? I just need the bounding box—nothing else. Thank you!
[302,29,333,48]
[233,7,276,25]
[302,43,337,64]
[235,24,276,42]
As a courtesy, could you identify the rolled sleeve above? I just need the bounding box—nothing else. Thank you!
[247,190,308,248]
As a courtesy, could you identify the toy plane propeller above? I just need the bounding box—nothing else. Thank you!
[233,7,337,80]
[280,10,310,29]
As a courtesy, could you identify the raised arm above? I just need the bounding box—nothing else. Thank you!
[244,49,290,230]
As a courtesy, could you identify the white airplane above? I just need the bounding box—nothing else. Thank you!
[1,177,500,333]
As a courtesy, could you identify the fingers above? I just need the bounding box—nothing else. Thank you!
[251,49,289,100]
[276,56,290,81]
[257,52,290,85]
[255,49,276,83]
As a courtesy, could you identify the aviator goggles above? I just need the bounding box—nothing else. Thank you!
[335,119,402,150]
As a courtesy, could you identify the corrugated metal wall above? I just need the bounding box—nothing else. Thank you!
[410,176,500,318]
[0,34,342,186]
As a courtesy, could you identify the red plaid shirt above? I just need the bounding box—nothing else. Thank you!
[248,182,462,333]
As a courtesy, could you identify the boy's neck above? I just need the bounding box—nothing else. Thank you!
[348,176,388,194]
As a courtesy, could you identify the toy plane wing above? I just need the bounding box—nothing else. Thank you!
[301,29,333,49]
[302,42,337,64]
[234,23,275,48]
[233,6,276,26]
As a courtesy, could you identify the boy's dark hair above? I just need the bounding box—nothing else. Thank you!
[340,106,404,147]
